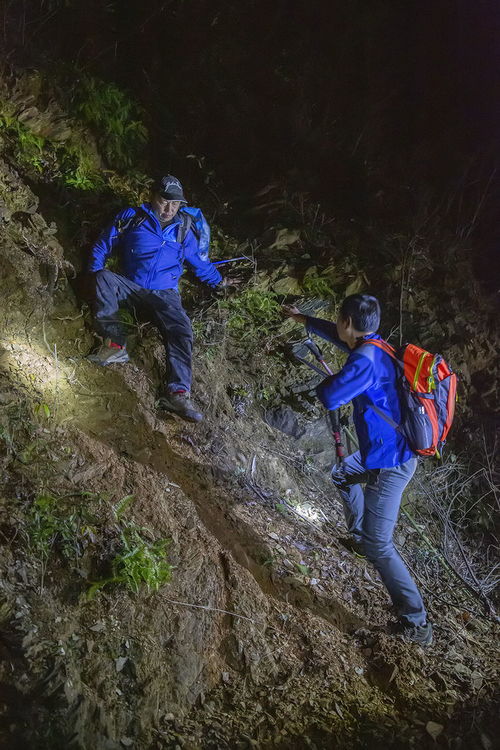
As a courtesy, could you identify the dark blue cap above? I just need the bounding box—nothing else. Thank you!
[152,175,187,203]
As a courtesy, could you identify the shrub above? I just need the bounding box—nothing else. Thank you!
[88,523,172,598]
[221,288,281,338]
[71,76,147,170]
[301,270,335,300]
[27,492,98,563]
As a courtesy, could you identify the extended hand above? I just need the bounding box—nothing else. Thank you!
[282,304,307,323]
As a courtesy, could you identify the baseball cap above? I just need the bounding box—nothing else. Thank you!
[152,175,187,203]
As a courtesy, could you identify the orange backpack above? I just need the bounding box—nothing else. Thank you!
[360,340,458,458]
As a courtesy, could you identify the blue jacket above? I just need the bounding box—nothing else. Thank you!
[306,317,415,469]
[89,203,222,290]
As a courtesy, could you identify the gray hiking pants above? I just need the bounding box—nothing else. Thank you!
[332,451,426,626]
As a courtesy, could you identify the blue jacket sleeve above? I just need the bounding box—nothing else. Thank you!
[305,317,350,354]
[183,229,222,287]
[316,353,376,410]
[88,208,135,272]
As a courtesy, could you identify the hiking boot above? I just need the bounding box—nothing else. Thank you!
[158,391,203,423]
[339,536,366,558]
[87,340,130,366]
[400,621,433,647]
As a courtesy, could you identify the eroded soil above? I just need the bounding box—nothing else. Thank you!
[0,159,499,750]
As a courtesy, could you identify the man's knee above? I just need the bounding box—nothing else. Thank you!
[175,310,193,341]
[94,268,117,286]
[331,464,346,488]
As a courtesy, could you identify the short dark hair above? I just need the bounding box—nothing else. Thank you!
[339,294,381,333]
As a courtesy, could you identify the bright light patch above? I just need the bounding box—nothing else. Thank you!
[1,337,74,401]
[294,503,320,522]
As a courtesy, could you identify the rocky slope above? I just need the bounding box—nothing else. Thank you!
[0,77,499,750]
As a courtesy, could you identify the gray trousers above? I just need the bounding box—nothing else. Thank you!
[332,451,426,626]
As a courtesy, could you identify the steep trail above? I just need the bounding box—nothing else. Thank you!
[0,156,499,749]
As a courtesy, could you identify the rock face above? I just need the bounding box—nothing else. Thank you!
[0,102,498,750]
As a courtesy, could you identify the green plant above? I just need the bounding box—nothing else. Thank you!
[17,439,44,464]
[113,525,171,592]
[117,308,136,328]
[105,169,150,204]
[72,76,147,170]
[34,402,51,419]
[0,109,47,173]
[27,493,98,563]
[113,493,135,519]
[88,523,172,597]
[0,101,103,189]
[209,224,240,258]
[57,139,103,191]
[296,562,311,576]
[220,288,281,338]
[258,386,275,402]
[301,271,335,300]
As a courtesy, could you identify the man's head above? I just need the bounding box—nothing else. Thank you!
[337,294,381,348]
[151,174,186,223]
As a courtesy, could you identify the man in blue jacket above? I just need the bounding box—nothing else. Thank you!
[88,175,225,423]
[284,294,432,646]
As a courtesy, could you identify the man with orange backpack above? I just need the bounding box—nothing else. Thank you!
[283,294,457,645]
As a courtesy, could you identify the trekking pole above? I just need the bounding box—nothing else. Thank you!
[213,256,254,267]
[291,338,345,464]
[302,339,345,464]
[303,338,334,376]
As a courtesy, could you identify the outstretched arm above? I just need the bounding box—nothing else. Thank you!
[183,229,222,287]
[316,353,376,410]
[282,305,350,353]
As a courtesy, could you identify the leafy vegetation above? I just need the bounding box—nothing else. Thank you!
[23,487,172,597]
[26,492,99,564]
[301,269,335,300]
[220,287,281,338]
[87,523,172,598]
[70,76,147,171]
[0,103,102,190]
[112,525,171,592]
[0,108,46,173]
[0,74,149,200]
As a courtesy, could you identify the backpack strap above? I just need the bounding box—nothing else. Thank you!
[116,207,148,236]
[116,208,198,246]
[177,211,194,244]
[360,338,397,359]
[356,338,401,430]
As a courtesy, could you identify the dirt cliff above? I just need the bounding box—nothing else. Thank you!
[0,80,498,750]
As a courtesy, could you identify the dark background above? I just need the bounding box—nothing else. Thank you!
[2,0,499,284]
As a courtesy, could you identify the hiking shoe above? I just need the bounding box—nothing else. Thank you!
[87,341,130,366]
[158,391,203,423]
[400,621,433,647]
[339,536,366,558]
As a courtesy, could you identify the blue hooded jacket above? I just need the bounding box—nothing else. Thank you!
[306,316,415,469]
[89,203,222,290]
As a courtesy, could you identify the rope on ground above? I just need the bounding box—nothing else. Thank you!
[163,597,257,623]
